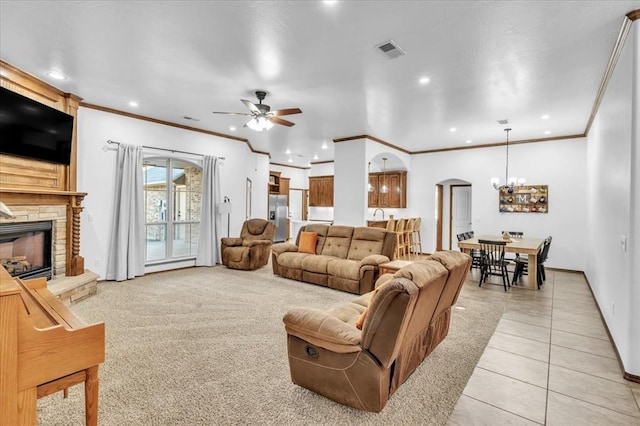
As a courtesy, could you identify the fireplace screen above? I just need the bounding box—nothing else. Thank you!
[0,221,53,280]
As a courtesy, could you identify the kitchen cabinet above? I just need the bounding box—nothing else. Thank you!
[368,171,407,208]
[308,176,334,207]
[269,171,281,194]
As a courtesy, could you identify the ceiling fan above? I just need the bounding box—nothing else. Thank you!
[212,90,302,131]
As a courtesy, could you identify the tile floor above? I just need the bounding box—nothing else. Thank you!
[447,268,640,425]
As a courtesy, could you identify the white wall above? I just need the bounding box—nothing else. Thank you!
[334,139,367,226]
[585,22,638,376]
[77,107,267,279]
[408,137,588,271]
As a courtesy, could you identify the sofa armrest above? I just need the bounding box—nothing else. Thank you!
[272,242,299,255]
[283,308,362,353]
[360,254,390,267]
[245,239,272,247]
[221,237,243,247]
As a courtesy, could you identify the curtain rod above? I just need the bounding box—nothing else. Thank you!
[106,140,225,160]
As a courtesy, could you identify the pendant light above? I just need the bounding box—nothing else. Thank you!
[491,128,526,192]
[380,157,389,194]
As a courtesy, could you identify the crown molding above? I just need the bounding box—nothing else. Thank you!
[270,162,310,170]
[79,102,271,156]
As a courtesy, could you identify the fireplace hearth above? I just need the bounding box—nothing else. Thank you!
[0,221,52,280]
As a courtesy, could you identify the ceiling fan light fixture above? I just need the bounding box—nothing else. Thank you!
[246,115,274,132]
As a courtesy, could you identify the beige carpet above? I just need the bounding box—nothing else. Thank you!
[38,265,502,425]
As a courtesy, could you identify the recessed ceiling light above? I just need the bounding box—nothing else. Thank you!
[288,158,293,163]
[450,127,456,132]
[46,70,67,80]
[129,101,138,107]
[323,0,338,4]
[541,114,550,120]
[285,149,291,154]
[544,130,551,135]
[313,154,319,160]
[229,126,236,131]
[419,76,430,85]
[466,140,472,144]
[321,142,328,150]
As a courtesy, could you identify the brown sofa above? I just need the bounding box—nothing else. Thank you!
[271,224,396,294]
[221,218,275,270]
[282,250,472,412]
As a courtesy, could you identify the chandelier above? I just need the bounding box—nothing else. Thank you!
[491,128,525,192]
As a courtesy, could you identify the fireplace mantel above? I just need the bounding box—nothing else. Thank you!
[0,188,87,204]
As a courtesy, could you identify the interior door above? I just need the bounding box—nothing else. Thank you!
[451,185,472,250]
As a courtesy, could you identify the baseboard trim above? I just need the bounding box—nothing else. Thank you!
[623,372,640,384]
[582,272,638,383]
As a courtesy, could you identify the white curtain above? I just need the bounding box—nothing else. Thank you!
[106,144,145,281]
[196,155,222,266]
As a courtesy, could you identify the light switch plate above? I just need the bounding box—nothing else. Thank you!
[621,235,627,252]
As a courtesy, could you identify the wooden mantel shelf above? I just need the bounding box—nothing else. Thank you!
[0,188,87,205]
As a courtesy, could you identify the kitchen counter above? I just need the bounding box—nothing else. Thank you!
[367,220,388,229]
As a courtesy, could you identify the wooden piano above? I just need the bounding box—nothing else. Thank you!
[0,266,105,426]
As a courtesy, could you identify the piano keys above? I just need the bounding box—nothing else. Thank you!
[0,266,105,426]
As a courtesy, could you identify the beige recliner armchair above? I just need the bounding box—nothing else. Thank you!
[282,251,471,412]
[221,218,275,270]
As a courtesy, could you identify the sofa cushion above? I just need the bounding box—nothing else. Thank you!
[278,252,310,269]
[302,255,337,274]
[299,231,318,254]
[347,227,386,261]
[321,226,354,258]
[327,259,360,281]
[304,225,329,254]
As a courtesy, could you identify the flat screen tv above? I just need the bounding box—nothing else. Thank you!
[0,86,74,165]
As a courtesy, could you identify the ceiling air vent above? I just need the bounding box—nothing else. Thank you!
[375,39,406,59]
[497,119,509,125]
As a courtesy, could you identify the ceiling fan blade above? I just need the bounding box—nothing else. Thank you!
[270,116,295,127]
[241,99,262,115]
[211,111,251,116]
[272,108,302,116]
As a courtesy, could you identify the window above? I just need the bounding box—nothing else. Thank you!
[143,158,202,263]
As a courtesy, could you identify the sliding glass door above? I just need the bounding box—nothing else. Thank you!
[143,158,202,263]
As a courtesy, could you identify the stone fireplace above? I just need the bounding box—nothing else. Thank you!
[0,202,97,305]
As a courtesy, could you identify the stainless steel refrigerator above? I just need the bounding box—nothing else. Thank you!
[268,194,288,242]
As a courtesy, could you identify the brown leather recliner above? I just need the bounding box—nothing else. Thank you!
[282,251,471,412]
[221,218,275,270]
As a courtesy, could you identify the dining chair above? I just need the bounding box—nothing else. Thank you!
[478,239,511,291]
[512,236,552,289]
[457,231,482,270]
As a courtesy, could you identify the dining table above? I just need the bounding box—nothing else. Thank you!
[458,235,545,290]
